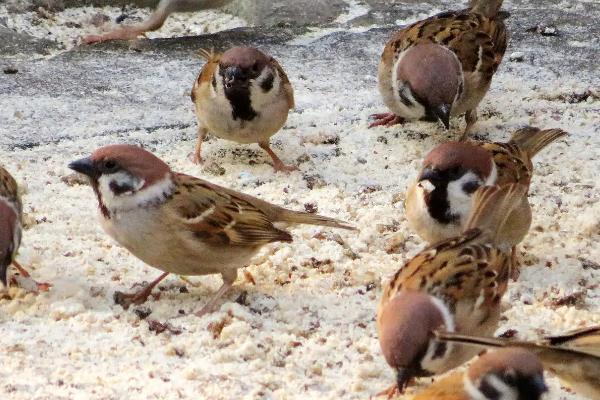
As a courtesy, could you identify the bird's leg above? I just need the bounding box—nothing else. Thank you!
[461,109,478,140]
[259,141,298,172]
[510,246,521,281]
[374,384,399,399]
[114,271,170,309]
[11,260,52,292]
[81,0,174,44]
[194,280,234,317]
[191,126,208,164]
[369,113,404,128]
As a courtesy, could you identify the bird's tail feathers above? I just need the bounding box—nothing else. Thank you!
[279,209,356,231]
[469,0,504,18]
[510,127,568,158]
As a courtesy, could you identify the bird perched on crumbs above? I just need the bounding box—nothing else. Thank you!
[190,47,297,171]
[370,0,507,137]
[405,127,567,277]
[82,0,233,44]
[377,184,526,396]
[68,144,354,316]
[411,347,547,400]
[0,165,49,293]
[0,165,21,289]
[437,327,600,399]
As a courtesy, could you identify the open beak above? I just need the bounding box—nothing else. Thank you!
[532,375,548,397]
[224,66,248,88]
[395,367,413,393]
[68,157,97,179]
[418,168,442,185]
[432,104,451,130]
[1,261,8,287]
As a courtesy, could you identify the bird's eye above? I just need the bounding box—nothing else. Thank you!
[462,181,480,194]
[103,160,118,171]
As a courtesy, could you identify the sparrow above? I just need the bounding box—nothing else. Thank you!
[68,144,354,316]
[82,0,233,44]
[191,47,297,171]
[436,328,600,400]
[370,0,507,137]
[405,127,567,276]
[0,165,22,289]
[377,183,526,395]
[0,166,49,292]
[412,347,547,400]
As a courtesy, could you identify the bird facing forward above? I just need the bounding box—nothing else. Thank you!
[191,47,296,171]
[377,184,526,395]
[412,347,547,400]
[371,0,507,137]
[68,144,354,316]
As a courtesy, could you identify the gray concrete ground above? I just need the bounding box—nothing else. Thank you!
[1,0,598,148]
[0,1,599,399]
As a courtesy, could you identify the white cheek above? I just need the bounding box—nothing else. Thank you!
[250,68,281,109]
[421,296,455,370]
[97,172,144,209]
[464,375,489,400]
[446,171,482,225]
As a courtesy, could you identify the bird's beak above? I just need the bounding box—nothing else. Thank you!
[68,157,97,179]
[432,104,451,130]
[0,262,8,287]
[395,367,412,393]
[532,375,548,396]
[224,66,248,88]
[418,168,442,185]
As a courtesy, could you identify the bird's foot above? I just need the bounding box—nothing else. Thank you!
[81,27,144,44]
[113,289,152,309]
[374,384,400,399]
[114,272,170,310]
[188,152,203,165]
[272,161,299,172]
[11,262,51,293]
[369,113,404,128]
[193,281,233,318]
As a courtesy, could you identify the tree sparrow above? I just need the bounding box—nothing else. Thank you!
[377,184,526,395]
[68,144,354,316]
[436,328,600,400]
[405,127,567,277]
[191,47,297,172]
[370,0,507,137]
[0,165,22,288]
[0,166,49,292]
[82,0,233,44]
[412,347,547,400]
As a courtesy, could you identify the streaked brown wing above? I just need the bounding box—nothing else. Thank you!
[170,174,292,246]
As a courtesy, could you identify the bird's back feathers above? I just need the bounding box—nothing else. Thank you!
[509,127,568,159]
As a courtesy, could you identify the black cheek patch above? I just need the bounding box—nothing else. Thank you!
[260,72,274,92]
[479,377,501,400]
[109,181,134,195]
[462,180,481,194]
